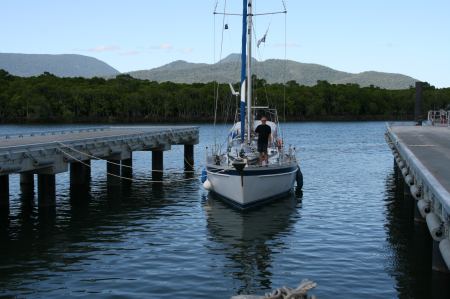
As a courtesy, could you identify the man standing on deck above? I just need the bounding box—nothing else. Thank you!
[255,116,271,165]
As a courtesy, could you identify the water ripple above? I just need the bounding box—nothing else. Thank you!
[0,122,448,298]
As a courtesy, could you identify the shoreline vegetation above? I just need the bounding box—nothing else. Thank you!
[0,69,449,124]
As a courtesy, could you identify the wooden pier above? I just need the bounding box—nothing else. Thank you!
[386,123,450,273]
[0,126,199,210]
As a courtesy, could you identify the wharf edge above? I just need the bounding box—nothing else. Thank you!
[385,123,450,273]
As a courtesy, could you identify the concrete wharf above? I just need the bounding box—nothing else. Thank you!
[0,126,199,210]
[386,123,450,273]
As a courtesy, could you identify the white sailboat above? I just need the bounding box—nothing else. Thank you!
[202,0,303,209]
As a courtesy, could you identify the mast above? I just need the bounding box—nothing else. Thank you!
[239,0,248,143]
[246,0,253,143]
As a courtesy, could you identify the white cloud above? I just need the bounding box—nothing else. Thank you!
[160,43,173,50]
[150,43,174,51]
[119,50,141,56]
[180,47,193,54]
[87,45,120,52]
[148,43,193,55]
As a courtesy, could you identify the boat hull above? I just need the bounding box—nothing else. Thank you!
[206,164,298,209]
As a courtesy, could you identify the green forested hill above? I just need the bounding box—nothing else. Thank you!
[128,54,418,90]
[0,53,120,78]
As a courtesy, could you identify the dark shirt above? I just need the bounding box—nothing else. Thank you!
[255,123,271,145]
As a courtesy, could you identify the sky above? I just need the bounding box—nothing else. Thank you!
[1,0,449,87]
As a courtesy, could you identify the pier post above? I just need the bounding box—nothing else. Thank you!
[70,161,91,186]
[70,160,91,199]
[415,82,423,125]
[85,160,91,179]
[20,173,34,188]
[0,175,9,211]
[152,150,163,182]
[37,174,56,207]
[106,159,122,201]
[20,173,35,202]
[121,153,133,179]
[107,159,121,186]
[184,144,194,171]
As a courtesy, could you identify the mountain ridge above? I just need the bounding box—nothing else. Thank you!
[128,53,418,89]
[0,52,419,89]
[0,53,120,78]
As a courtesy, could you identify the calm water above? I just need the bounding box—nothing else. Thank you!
[0,122,448,298]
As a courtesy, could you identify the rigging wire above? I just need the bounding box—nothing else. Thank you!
[213,0,228,153]
[211,0,289,153]
[213,3,217,146]
[214,11,286,16]
[281,3,288,143]
[281,0,287,11]
[252,20,272,109]
[251,0,285,138]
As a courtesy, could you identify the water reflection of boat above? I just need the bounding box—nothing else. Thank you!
[203,193,300,293]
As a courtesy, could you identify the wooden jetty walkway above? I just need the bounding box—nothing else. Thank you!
[386,122,450,273]
[0,126,199,209]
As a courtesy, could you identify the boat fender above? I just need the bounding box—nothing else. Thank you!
[201,168,207,183]
[417,199,430,218]
[405,174,414,186]
[410,184,421,200]
[401,167,408,177]
[276,138,283,149]
[426,213,444,242]
[203,179,212,191]
[296,165,303,189]
[439,239,450,270]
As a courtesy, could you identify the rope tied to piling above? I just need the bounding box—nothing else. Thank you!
[231,280,317,299]
[57,141,199,174]
[57,147,200,184]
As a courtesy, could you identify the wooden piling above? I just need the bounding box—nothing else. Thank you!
[122,154,133,179]
[38,174,56,207]
[0,175,9,210]
[415,82,423,125]
[70,161,91,186]
[184,144,194,171]
[107,159,121,186]
[152,150,163,182]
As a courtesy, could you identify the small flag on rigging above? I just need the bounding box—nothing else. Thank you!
[257,33,267,48]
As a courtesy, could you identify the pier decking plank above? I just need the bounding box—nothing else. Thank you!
[0,126,195,149]
[390,126,450,194]
[0,126,199,175]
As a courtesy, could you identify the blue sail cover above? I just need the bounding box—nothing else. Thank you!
[240,0,247,142]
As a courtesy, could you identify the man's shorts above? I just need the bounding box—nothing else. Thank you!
[257,142,268,153]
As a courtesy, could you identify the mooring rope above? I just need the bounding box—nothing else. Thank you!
[232,279,316,299]
[263,279,316,299]
[58,147,200,184]
[57,141,199,174]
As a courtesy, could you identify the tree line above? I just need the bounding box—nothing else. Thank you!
[0,69,449,123]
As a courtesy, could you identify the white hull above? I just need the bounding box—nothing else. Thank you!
[206,164,298,208]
